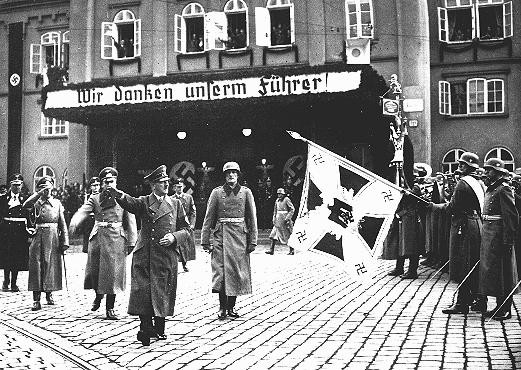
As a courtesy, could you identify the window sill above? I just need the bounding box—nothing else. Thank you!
[262,44,299,65]
[219,47,253,68]
[176,51,210,71]
[39,134,68,140]
[442,112,508,120]
[109,57,142,76]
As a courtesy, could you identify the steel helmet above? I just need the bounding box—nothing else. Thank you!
[458,152,480,169]
[483,158,509,173]
[223,162,240,173]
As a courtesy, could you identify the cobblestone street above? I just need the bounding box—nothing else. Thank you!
[0,238,520,369]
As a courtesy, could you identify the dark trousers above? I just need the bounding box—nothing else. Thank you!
[3,269,18,286]
[396,256,419,273]
[455,280,473,306]
[219,290,236,310]
[139,315,165,335]
[94,292,116,309]
[179,249,187,267]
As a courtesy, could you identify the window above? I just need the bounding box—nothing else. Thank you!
[174,3,206,53]
[30,31,69,74]
[222,0,249,49]
[438,1,513,43]
[485,147,515,172]
[41,114,68,137]
[254,0,295,47]
[345,0,374,39]
[442,148,466,173]
[101,10,142,60]
[438,78,504,115]
[33,166,56,192]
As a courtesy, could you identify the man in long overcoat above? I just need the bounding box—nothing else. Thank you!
[0,174,30,292]
[201,161,258,320]
[23,177,69,311]
[429,152,485,314]
[69,168,137,320]
[172,178,196,271]
[266,188,295,255]
[108,165,189,346]
[480,158,519,320]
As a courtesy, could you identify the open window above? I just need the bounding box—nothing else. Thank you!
[101,9,141,60]
[438,0,512,43]
[222,0,249,49]
[439,77,504,116]
[255,0,294,47]
[174,3,206,53]
[61,31,70,70]
[345,0,374,39]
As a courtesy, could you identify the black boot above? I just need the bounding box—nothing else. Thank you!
[92,293,103,311]
[401,256,418,279]
[266,240,275,255]
[32,292,42,311]
[2,270,10,291]
[443,286,470,314]
[45,292,55,305]
[105,294,118,320]
[10,270,19,292]
[288,247,295,255]
[153,317,167,340]
[388,257,405,276]
[218,291,227,320]
[492,296,513,321]
[227,296,239,318]
[470,296,488,313]
[137,316,154,346]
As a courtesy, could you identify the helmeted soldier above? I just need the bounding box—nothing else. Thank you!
[23,176,69,310]
[201,161,258,320]
[107,165,190,345]
[0,174,30,292]
[266,187,295,255]
[429,152,486,315]
[480,158,519,320]
[69,167,137,320]
[172,178,197,272]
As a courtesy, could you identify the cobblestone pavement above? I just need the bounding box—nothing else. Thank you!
[0,235,520,370]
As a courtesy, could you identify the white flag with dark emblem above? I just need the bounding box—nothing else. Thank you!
[288,133,403,281]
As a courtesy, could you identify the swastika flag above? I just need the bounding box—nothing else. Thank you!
[287,132,403,281]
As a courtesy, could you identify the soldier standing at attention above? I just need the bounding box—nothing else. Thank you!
[70,167,137,320]
[172,178,197,272]
[201,162,258,320]
[0,174,30,292]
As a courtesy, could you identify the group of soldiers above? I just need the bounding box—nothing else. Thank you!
[0,161,268,347]
[384,152,519,321]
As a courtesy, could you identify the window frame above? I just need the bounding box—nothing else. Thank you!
[439,81,451,115]
[222,0,249,50]
[30,31,67,74]
[438,1,513,44]
[175,3,206,54]
[442,148,467,173]
[438,77,505,116]
[40,113,69,137]
[33,165,56,192]
[100,9,141,60]
[255,0,295,47]
[485,147,515,172]
[345,0,374,39]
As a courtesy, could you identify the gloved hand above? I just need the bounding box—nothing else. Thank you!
[246,244,256,253]
[203,244,213,253]
[127,245,135,255]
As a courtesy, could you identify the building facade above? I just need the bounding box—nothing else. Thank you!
[429,0,520,173]
[1,0,430,225]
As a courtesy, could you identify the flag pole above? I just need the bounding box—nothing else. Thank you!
[286,130,429,204]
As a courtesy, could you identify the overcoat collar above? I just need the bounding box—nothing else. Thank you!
[147,193,175,222]
[223,183,241,196]
[486,178,507,193]
[99,191,117,209]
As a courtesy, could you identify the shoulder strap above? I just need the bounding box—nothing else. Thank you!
[461,175,484,213]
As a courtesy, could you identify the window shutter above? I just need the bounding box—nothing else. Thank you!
[101,22,117,60]
[204,13,215,51]
[255,7,271,46]
[30,44,42,74]
[437,7,448,42]
[503,1,513,38]
[214,12,228,50]
[174,14,184,53]
[289,4,295,43]
[134,19,142,57]
[470,6,476,39]
[438,81,451,115]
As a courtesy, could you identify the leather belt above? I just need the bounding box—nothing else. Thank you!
[277,211,289,214]
[36,223,57,228]
[95,221,122,228]
[3,217,26,222]
[483,215,502,221]
[218,217,244,223]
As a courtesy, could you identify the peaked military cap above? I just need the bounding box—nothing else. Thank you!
[174,178,184,186]
[36,176,54,189]
[89,176,101,186]
[9,173,24,185]
[99,167,118,181]
[144,165,169,183]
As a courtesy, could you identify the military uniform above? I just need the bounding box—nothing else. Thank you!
[480,178,519,317]
[172,180,197,265]
[267,188,295,255]
[70,168,137,319]
[0,174,30,292]
[201,161,258,320]
[23,176,69,310]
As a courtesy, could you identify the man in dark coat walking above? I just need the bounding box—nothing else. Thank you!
[172,178,197,272]
[429,152,485,314]
[108,165,189,345]
[0,174,30,292]
[480,158,519,320]
[201,161,258,320]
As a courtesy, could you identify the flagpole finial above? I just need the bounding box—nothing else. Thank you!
[287,130,303,141]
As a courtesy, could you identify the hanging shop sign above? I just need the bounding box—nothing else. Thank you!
[382,98,399,116]
[44,70,362,110]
